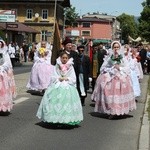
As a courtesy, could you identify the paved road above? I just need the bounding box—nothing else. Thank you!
[0,65,149,150]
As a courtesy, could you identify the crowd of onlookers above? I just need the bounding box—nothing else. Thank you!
[7,41,37,67]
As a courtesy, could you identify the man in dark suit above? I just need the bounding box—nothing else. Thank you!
[138,43,147,74]
[77,45,91,106]
[97,42,107,75]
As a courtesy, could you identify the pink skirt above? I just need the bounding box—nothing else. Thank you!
[91,73,136,115]
[0,69,16,112]
[27,61,54,91]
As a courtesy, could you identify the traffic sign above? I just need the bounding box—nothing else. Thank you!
[0,10,16,22]
[0,10,15,15]
[0,14,15,22]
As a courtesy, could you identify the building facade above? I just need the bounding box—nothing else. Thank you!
[0,0,70,45]
[65,13,121,44]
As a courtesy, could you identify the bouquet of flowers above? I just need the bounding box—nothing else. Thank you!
[111,54,123,64]
[39,47,46,56]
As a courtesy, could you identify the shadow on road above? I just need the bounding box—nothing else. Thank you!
[35,121,81,130]
[89,112,133,120]
[0,111,11,116]
[26,90,44,96]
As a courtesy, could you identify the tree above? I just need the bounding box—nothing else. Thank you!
[0,30,6,41]
[117,13,138,44]
[138,0,150,42]
[64,5,78,27]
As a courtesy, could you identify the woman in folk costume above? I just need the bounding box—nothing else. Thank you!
[124,46,141,98]
[26,41,54,93]
[36,52,83,126]
[91,41,136,119]
[0,40,16,112]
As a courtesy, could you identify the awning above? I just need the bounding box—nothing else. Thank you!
[93,39,111,44]
[0,22,39,33]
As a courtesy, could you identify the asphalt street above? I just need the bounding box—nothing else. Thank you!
[0,63,149,150]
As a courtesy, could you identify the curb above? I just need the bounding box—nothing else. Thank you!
[138,94,150,150]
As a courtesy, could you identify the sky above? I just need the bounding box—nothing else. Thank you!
[70,0,144,17]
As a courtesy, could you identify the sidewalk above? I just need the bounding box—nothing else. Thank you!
[14,61,33,67]
[138,75,150,150]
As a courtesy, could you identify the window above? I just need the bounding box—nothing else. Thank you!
[82,22,91,27]
[42,9,48,20]
[81,30,91,36]
[11,9,17,17]
[26,9,33,19]
[41,30,47,41]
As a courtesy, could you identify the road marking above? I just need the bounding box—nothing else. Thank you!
[14,97,29,104]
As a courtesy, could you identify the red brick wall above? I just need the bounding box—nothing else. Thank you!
[65,21,112,40]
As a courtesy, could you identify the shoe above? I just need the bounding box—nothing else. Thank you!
[108,115,114,120]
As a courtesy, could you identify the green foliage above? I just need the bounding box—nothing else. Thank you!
[142,0,150,7]
[64,5,78,27]
[138,5,150,42]
[117,13,138,44]
[0,30,5,40]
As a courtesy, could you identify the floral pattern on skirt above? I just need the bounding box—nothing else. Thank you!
[0,69,16,112]
[36,82,83,125]
[91,73,136,115]
[27,61,54,91]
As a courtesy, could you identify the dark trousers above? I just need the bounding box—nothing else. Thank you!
[10,58,15,67]
[24,51,28,62]
[141,61,146,73]
[147,59,150,73]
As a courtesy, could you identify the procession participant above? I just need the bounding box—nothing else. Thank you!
[60,37,80,76]
[146,45,150,74]
[22,41,29,62]
[8,42,16,67]
[0,40,16,113]
[124,46,141,99]
[138,43,147,74]
[36,52,83,126]
[91,41,136,119]
[90,43,99,91]
[97,42,107,75]
[26,41,54,94]
[77,45,91,106]
[71,44,78,53]
[133,47,143,80]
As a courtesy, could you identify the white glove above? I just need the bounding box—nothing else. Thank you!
[89,77,92,82]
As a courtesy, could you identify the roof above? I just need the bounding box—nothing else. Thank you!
[76,17,111,23]
[83,14,117,20]
[0,22,39,33]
